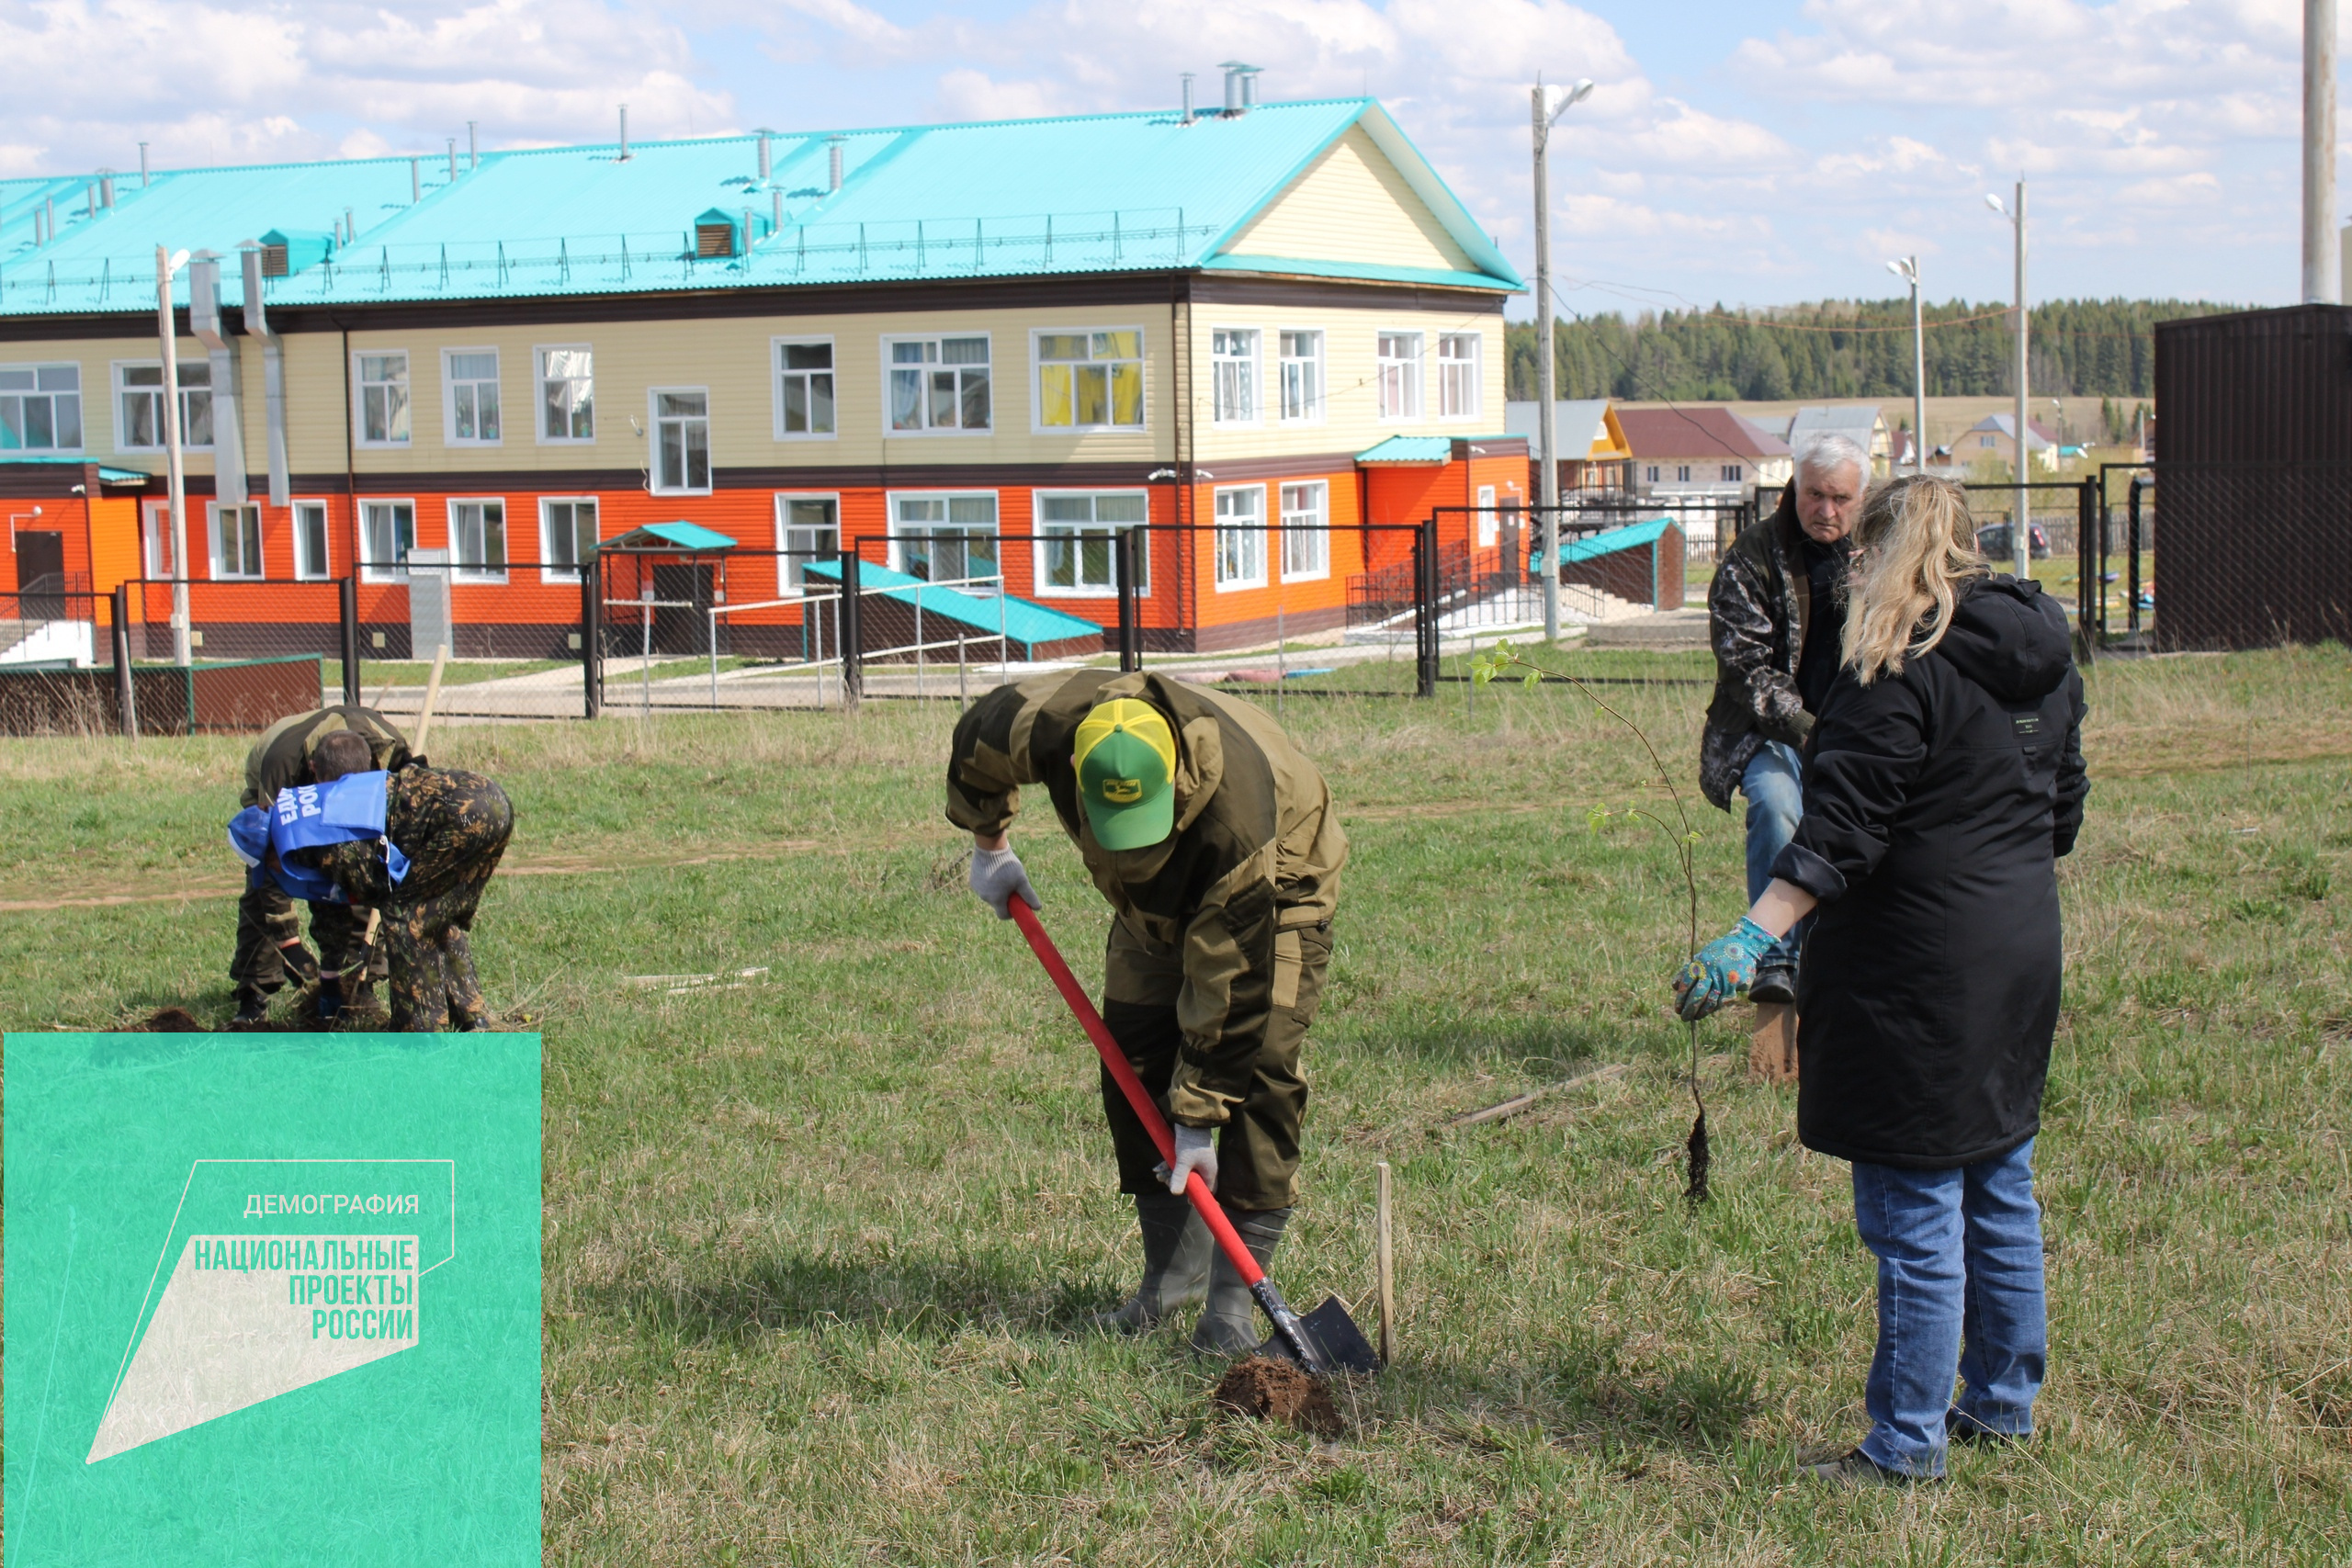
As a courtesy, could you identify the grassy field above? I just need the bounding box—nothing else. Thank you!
[2,645,2347,1564]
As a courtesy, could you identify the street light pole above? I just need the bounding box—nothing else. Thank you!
[153,244,192,666]
[1531,76,1592,643]
[1886,256,1926,473]
[2305,0,2340,302]
[1988,183,2030,581]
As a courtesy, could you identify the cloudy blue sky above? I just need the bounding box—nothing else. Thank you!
[0,0,2324,311]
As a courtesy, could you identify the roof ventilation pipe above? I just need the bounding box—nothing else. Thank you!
[1241,69,1260,109]
[1222,62,1242,114]
[467,120,478,169]
[99,171,116,208]
[756,128,773,182]
[618,104,631,162]
[1182,73,1195,124]
[409,157,421,203]
[447,139,457,182]
[827,135,845,192]
[86,184,97,218]
[139,141,150,187]
[239,243,290,507]
[344,206,356,243]
[186,253,249,506]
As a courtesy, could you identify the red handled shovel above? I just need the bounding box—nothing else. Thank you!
[1010,900,1381,1377]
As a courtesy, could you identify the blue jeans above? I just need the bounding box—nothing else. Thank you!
[1850,1140,2048,1477]
[1738,741,1808,974]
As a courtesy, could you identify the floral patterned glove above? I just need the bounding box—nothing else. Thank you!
[1673,917,1779,1021]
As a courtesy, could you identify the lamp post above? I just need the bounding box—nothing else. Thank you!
[1986,184,2030,582]
[1531,74,1593,642]
[1885,256,1926,474]
[153,244,192,665]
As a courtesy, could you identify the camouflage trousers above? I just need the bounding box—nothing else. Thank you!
[1097,914,1334,1213]
[231,875,379,998]
[355,770,514,1032]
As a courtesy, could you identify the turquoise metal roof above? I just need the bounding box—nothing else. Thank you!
[601,521,738,551]
[1,100,1519,319]
[1356,436,1456,464]
[799,560,1102,650]
[0,456,147,482]
[1555,515,1679,564]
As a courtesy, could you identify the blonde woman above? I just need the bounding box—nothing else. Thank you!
[1674,475,2089,1484]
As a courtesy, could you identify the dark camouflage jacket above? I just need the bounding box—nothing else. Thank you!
[1699,489,1849,810]
[242,706,413,808]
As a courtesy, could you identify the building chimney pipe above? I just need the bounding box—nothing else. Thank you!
[618,104,630,162]
[772,187,784,231]
[467,120,479,169]
[828,135,845,192]
[87,184,97,218]
[1241,71,1258,109]
[44,197,54,242]
[757,129,772,182]
[139,141,151,187]
[1224,65,1241,114]
[447,139,458,182]
[100,172,116,208]
[410,157,421,203]
[345,206,356,243]
[1182,73,1195,124]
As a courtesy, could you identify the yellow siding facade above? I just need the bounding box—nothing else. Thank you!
[1218,126,1475,273]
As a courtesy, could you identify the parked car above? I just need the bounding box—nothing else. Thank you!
[1975,522,2051,561]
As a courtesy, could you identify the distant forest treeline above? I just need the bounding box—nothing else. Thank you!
[1503,299,2239,403]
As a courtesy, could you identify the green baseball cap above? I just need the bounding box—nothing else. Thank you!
[1072,698,1177,851]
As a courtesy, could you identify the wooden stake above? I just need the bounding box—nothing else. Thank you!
[1748,1001,1799,1085]
[413,644,449,754]
[1374,1160,1396,1367]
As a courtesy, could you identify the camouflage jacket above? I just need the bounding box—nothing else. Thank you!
[243,706,413,808]
[1699,490,1849,811]
[945,669,1347,1126]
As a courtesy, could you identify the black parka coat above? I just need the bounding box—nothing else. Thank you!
[1770,576,2089,1168]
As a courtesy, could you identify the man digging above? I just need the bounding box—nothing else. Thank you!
[229,705,413,1027]
[945,670,1346,1357]
[277,731,514,1032]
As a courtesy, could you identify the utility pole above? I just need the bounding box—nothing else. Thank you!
[1988,183,2030,581]
[2306,0,2339,302]
[154,244,191,666]
[1531,76,1591,642]
[1887,256,1926,472]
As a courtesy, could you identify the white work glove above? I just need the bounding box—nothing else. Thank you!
[1157,1124,1219,1197]
[967,845,1041,919]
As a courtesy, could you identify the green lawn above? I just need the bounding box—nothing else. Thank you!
[2,646,2346,1564]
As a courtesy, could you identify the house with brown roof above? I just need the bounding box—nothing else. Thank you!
[1617,408,1791,498]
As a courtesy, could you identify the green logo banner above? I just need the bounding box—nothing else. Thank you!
[5,1032,541,1567]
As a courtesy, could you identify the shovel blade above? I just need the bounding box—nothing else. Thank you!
[1258,1294,1383,1375]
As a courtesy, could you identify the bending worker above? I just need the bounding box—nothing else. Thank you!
[231,704,413,1026]
[267,731,515,1032]
[1675,477,2088,1485]
[946,670,1346,1358]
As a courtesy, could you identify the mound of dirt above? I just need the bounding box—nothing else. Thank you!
[1210,1356,1344,1438]
[141,1007,208,1032]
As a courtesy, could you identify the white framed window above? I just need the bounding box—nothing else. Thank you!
[1376,333,1421,422]
[1677,465,1691,483]
[1476,483,1499,547]
[442,348,501,446]
[291,500,332,580]
[537,345,594,443]
[1033,329,1143,432]
[1721,464,1743,482]
[353,351,410,446]
[886,333,991,434]
[1278,331,1323,423]
[207,502,263,580]
[115,360,212,451]
[1437,333,1481,420]
[359,500,415,582]
[1280,481,1329,582]
[1979,434,1996,449]
[650,389,711,494]
[775,495,841,592]
[1210,329,1258,425]
[889,492,998,582]
[447,498,508,581]
[774,338,836,439]
[0,364,84,453]
[1213,485,1266,591]
[1035,491,1148,597]
[1645,465,1660,483]
[539,498,600,583]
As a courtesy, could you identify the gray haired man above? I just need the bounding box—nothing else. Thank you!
[1698,431,1867,1002]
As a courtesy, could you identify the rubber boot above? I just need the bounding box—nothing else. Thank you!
[229,987,271,1030]
[1190,1206,1291,1359]
[1092,1191,1213,1332]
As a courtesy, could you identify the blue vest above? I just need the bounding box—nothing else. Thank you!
[266,773,410,904]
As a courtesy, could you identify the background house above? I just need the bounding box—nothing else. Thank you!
[1955,413,2059,474]
[1502,399,1633,492]
[0,90,1521,659]
[1616,407,1790,497]
[1785,404,1892,474]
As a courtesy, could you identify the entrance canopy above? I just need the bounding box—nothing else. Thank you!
[598,521,737,553]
